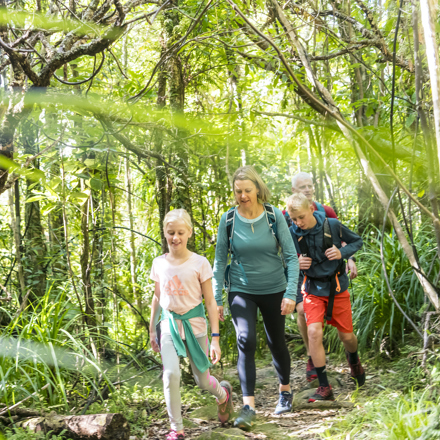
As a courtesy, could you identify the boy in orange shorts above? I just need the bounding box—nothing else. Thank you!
[287,193,365,401]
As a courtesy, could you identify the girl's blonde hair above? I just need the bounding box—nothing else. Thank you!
[286,193,312,213]
[232,166,271,203]
[163,209,193,231]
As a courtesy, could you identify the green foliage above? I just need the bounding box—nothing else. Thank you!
[323,343,440,439]
[1,0,440,438]
[3,429,65,440]
[323,389,440,439]
[0,287,126,409]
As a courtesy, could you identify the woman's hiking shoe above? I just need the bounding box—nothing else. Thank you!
[166,431,185,440]
[233,405,256,431]
[217,380,234,424]
[308,385,335,402]
[274,391,293,414]
[306,357,318,382]
[345,352,366,387]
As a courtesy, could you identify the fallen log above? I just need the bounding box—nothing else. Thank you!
[0,415,18,424]
[19,413,130,440]
[292,401,354,411]
[0,408,44,419]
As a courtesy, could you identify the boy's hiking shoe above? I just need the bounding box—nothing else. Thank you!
[166,431,185,440]
[306,357,318,382]
[274,391,293,414]
[346,353,366,387]
[217,380,234,424]
[308,385,335,402]
[233,405,256,431]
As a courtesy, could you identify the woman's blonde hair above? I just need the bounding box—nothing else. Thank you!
[163,209,193,231]
[286,193,312,213]
[232,166,271,203]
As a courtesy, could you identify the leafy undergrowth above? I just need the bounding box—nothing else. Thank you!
[0,429,65,440]
[2,338,440,439]
[322,343,440,439]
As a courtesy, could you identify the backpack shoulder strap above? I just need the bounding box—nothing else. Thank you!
[315,201,326,214]
[323,217,333,250]
[283,210,292,227]
[263,203,277,236]
[225,207,236,253]
[298,236,309,257]
[264,203,288,269]
[299,219,333,258]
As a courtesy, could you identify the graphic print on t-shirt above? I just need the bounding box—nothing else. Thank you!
[164,275,189,296]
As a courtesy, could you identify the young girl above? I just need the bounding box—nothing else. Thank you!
[150,209,233,440]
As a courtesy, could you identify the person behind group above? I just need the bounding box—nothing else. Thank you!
[213,166,299,430]
[292,172,338,218]
[287,193,365,401]
[291,172,358,383]
[150,209,233,440]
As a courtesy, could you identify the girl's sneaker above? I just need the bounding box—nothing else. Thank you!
[217,380,234,424]
[166,431,185,440]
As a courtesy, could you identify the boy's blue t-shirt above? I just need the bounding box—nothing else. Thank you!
[212,206,299,306]
[289,211,363,297]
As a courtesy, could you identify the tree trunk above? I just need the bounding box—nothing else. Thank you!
[357,172,371,234]
[95,186,108,354]
[412,0,440,259]
[154,43,169,254]
[164,0,195,250]
[306,128,317,185]
[312,127,325,202]
[22,119,47,300]
[8,184,25,297]
[125,158,142,314]
[0,10,31,193]
[48,204,67,278]
[324,172,339,218]
[420,0,440,175]
[80,187,97,331]
[20,413,130,440]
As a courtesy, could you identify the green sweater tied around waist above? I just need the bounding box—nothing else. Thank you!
[161,302,211,373]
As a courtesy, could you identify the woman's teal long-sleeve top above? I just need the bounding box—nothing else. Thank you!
[212,206,299,306]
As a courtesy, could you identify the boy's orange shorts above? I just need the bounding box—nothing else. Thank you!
[303,290,353,333]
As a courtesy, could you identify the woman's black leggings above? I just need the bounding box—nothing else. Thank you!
[228,290,291,397]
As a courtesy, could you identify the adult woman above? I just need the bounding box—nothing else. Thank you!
[213,166,299,430]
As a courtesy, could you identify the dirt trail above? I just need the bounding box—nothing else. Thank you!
[147,355,363,439]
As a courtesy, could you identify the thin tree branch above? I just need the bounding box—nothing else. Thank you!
[53,51,105,85]
[107,47,128,79]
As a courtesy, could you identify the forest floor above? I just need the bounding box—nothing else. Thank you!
[142,348,387,440]
[2,337,427,440]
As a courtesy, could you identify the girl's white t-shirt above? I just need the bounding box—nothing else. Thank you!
[150,253,213,339]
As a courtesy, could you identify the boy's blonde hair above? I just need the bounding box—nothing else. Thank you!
[163,209,192,231]
[286,193,312,213]
[232,166,271,203]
